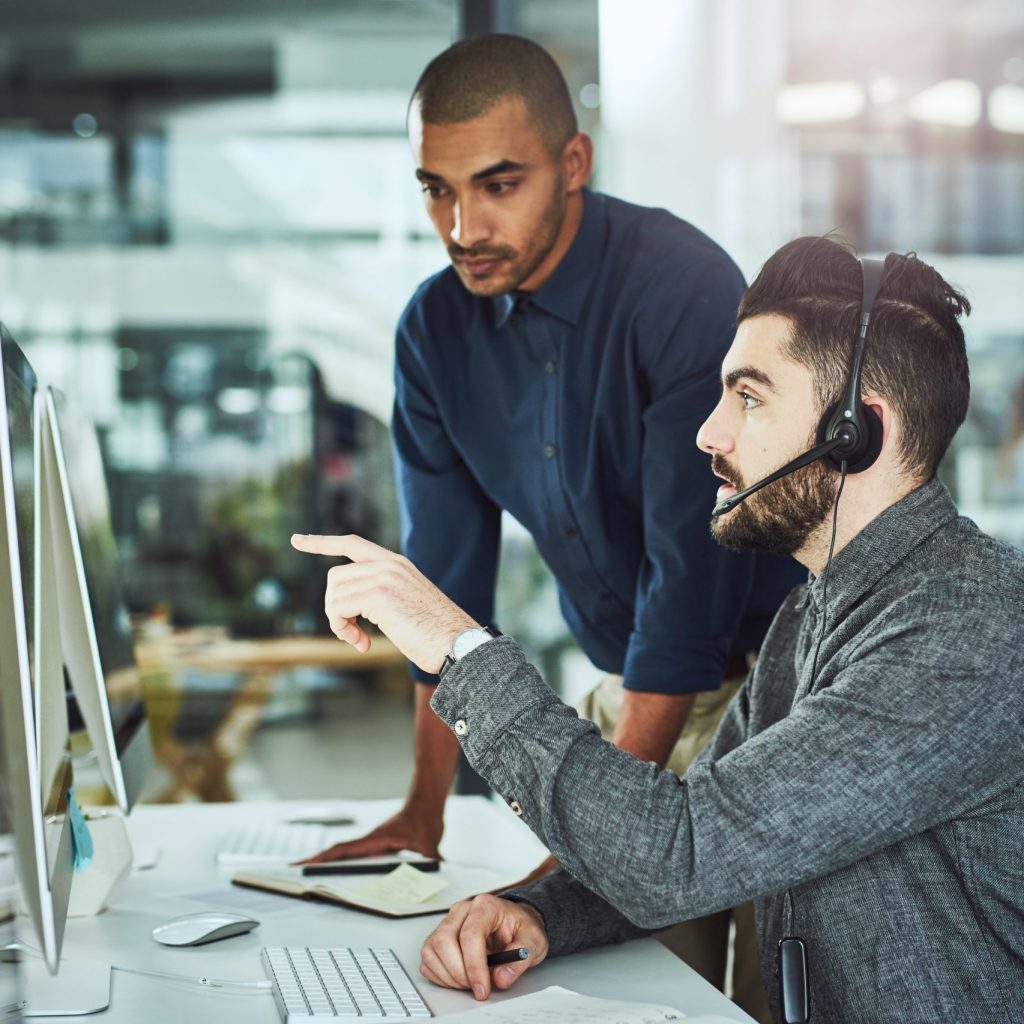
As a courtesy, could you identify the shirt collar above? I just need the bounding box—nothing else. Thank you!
[803,477,959,618]
[493,187,604,330]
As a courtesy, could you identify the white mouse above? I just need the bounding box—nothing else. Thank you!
[152,911,259,947]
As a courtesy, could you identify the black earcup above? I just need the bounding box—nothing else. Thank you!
[817,402,883,474]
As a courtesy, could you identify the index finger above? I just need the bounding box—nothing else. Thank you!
[459,902,505,999]
[290,533,391,561]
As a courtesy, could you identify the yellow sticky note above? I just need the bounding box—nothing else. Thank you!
[357,863,449,906]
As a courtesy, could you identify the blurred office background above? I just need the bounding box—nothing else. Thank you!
[0,0,1021,803]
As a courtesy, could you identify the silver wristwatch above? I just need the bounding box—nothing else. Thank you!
[440,626,500,677]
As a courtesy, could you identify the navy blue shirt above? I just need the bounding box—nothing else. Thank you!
[393,189,803,694]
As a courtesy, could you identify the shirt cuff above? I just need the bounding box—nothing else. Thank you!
[430,635,559,747]
[622,630,731,694]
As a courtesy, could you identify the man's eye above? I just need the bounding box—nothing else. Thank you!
[485,180,516,195]
[420,184,447,199]
[739,390,760,410]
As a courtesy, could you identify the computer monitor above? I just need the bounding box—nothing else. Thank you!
[0,325,74,975]
[42,387,153,812]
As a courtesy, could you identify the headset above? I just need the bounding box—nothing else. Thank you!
[711,257,887,520]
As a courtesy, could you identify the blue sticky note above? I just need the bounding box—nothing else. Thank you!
[67,788,93,871]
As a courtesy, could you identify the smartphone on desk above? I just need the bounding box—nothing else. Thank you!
[301,856,440,877]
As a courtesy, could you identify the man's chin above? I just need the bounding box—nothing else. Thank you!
[453,265,518,297]
[711,507,792,555]
[710,516,745,551]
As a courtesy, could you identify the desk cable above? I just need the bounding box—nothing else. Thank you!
[111,964,272,992]
[778,460,848,1024]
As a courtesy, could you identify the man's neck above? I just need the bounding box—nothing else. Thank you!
[797,473,925,576]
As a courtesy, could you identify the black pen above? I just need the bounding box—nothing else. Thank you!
[486,948,530,968]
[302,860,440,877]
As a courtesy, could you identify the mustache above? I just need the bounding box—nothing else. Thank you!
[711,455,743,490]
[447,243,516,261]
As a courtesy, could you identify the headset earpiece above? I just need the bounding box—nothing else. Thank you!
[816,256,887,475]
[817,399,883,473]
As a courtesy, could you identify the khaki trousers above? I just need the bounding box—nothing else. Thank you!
[576,671,771,1024]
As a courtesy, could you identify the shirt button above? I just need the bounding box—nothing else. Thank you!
[509,800,524,816]
[564,526,578,539]
[599,591,612,602]
[544,444,557,458]
[453,720,468,737]
[544,360,556,375]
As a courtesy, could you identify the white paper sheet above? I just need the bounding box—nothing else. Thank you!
[436,985,744,1024]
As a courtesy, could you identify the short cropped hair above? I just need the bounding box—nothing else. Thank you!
[410,34,577,156]
[738,236,971,480]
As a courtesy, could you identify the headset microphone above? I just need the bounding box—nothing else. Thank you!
[711,256,887,521]
[711,438,845,518]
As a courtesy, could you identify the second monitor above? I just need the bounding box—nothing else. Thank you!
[42,386,153,813]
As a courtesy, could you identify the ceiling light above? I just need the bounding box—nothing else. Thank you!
[907,79,981,128]
[776,82,865,125]
[990,83,1024,134]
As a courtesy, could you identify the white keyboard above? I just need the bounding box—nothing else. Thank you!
[216,823,327,865]
[261,946,432,1021]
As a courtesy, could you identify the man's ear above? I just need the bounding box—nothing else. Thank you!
[561,132,593,192]
[862,393,896,453]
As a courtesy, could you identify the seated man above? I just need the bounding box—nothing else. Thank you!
[292,237,1024,1024]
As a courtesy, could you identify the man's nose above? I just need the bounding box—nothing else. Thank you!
[696,400,733,455]
[451,196,489,249]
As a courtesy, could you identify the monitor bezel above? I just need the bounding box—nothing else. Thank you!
[43,386,153,813]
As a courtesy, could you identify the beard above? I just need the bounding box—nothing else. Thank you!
[447,177,567,296]
[710,444,839,556]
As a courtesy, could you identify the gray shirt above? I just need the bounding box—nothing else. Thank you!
[431,479,1024,1024]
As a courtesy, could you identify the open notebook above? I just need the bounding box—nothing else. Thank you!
[232,861,521,919]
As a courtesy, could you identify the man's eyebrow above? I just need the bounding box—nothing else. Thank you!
[471,159,527,180]
[414,160,527,184]
[723,366,777,392]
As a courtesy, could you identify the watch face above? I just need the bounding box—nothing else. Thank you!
[453,628,490,660]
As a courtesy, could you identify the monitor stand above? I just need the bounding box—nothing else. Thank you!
[19,956,112,1017]
[20,958,111,1015]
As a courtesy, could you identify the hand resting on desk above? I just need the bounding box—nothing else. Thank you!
[297,805,443,864]
[420,893,548,1001]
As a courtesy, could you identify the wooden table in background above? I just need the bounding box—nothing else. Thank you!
[135,631,408,802]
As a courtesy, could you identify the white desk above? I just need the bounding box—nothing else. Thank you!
[31,799,755,1022]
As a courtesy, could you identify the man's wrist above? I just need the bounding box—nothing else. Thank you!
[504,897,547,936]
[439,625,501,678]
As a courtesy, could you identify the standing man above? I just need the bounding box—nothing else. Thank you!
[305,35,799,1016]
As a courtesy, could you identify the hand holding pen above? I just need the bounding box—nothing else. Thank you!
[420,893,548,1000]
